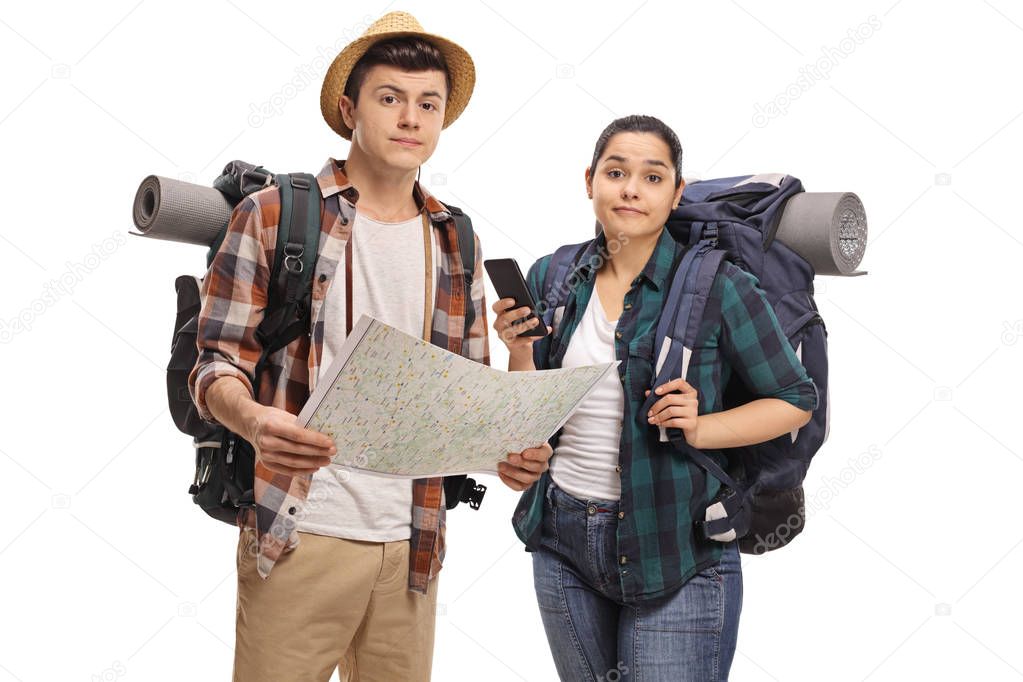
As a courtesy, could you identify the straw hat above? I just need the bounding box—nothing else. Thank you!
[320,11,476,140]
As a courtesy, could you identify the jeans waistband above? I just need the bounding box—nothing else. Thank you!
[546,481,620,515]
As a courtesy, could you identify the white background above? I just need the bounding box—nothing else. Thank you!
[1,1,1021,680]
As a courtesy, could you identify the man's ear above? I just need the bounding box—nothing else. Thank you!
[339,95,356,132]
[584,167,593,199]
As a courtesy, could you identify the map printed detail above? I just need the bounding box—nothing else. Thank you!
[297,315,620,478]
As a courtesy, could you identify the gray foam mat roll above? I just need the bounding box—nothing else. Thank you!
[776,192,868,276]
[131,175,234,247]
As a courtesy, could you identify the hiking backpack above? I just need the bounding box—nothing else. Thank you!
[166,161,486,526]
[537,173,829,555]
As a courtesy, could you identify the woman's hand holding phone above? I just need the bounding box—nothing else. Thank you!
[485,258,552,370]
[492,298,551,355]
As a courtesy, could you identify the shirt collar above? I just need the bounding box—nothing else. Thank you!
[643,227,681,292]
[315,157,453,223]
[575,227,679,292]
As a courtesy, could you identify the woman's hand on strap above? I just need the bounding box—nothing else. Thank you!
[645,378,701,448]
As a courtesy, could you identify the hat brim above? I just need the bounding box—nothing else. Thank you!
[320,31,475,140]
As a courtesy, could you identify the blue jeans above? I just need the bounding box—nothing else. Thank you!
[532,482,743,682]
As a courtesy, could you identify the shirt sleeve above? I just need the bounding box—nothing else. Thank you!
[716,261,818,412]
[186,195,271,425]
[464,231,491,367]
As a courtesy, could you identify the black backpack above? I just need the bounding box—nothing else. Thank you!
[167,161,486,526]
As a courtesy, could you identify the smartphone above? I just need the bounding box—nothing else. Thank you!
[483,258,548,338]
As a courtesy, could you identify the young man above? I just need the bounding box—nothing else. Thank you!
[187,12,552,682]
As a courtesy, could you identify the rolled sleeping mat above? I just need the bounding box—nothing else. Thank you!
[130,175,234,247]
[774,191,867,276]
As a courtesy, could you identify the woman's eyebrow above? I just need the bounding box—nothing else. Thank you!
[603,154,670,170]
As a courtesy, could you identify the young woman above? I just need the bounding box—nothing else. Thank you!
[492,115,819,681]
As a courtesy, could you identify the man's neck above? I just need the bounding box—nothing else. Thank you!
[342,146,420,222]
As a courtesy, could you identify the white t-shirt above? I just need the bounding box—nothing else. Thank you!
[296,210,436,542]
[549,287,626,501]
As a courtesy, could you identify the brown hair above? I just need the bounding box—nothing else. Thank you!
[344,36,452,105]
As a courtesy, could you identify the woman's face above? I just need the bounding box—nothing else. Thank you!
[585,131,684,243]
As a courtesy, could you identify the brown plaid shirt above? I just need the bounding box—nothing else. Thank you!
[188,158,490,592]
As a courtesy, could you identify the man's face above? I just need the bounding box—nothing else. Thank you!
[339,64,447,172]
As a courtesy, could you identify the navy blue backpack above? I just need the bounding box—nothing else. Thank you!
[537,174,829,555]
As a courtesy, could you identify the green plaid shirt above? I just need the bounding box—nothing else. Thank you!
[512,228,818,602]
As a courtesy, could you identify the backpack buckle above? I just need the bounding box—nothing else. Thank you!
[700,223,720,248]
[284,243,304,273]
[466,481,487,510]
[453,477,487,510]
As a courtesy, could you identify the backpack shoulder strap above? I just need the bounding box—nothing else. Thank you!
[438,203,489,512]
[444,204,476,336]
[539,240,591,330]
[642,238,739,491]
[529,239,591,374]
[252,172,322,395]
[445,204,475,271]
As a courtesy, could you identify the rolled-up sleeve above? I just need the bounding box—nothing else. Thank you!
[187,195,271,424]
[717,262,818,412]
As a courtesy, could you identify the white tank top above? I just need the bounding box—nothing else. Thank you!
[549,287,625,501]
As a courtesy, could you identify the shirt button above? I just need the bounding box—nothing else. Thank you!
[617,511,625,519]
[615,465,622,473]
[318,274,327,283]
[288,506,296,515]
[615,331,623,340]
[341,216,349,226]
[624,303,633,310]
[620,555,628,565]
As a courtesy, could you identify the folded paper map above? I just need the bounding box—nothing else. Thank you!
[296,314,619,478]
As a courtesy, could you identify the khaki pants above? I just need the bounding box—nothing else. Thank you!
[234,529,438,682]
